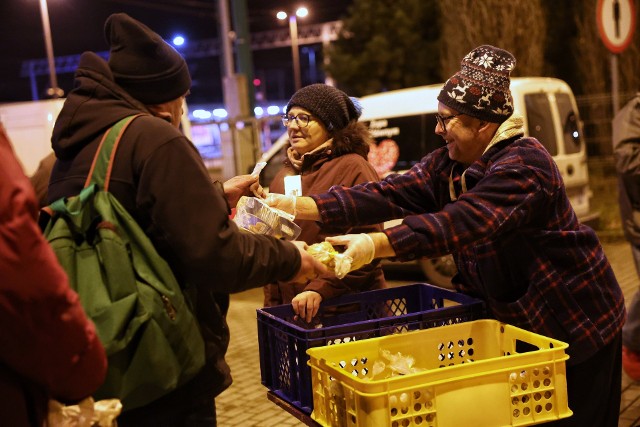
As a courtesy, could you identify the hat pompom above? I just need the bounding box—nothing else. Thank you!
[350,97,363,118]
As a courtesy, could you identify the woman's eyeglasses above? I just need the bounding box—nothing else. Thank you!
[282,113,312,128]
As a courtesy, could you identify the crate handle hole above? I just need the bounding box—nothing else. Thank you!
[516,339,540,353]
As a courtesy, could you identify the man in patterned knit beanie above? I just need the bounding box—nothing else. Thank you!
[430,44,520,167]
[265,44,625,427]
[438,44,515,124]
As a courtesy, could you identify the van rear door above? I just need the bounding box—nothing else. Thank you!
[519,86,595,223]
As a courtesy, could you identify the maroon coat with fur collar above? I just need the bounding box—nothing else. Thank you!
[264,147,386,306]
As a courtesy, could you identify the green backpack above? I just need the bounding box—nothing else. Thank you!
[41,115,205,411]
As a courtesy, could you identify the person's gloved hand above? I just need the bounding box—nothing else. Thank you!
[264,193,297,216]
[291,290,323,323]
[325,233,375,278]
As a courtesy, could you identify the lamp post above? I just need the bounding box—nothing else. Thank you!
[38,0,63,98]
[277,7,308,92]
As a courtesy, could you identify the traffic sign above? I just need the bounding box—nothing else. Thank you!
[597,0,636,53]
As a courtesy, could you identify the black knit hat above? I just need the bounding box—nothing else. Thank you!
[285,84,362,132]
[437,45,516,123]
[104,13,191,105]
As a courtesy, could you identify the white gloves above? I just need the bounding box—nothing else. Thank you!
[326,233,375,278]
[264,193,297,216]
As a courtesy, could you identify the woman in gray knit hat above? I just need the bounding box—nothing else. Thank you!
[263,83,387,321]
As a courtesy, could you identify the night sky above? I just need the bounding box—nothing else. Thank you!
[0,0,350,103]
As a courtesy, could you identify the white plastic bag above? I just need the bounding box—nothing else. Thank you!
[47,397,122,427]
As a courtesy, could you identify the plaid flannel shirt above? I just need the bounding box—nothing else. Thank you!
[312,135,625,365]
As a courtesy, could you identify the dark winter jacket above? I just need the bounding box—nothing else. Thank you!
[0,123,107,426]
[48,51,301,418]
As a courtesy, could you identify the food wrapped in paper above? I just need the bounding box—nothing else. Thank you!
[234,196,301,240]
[306,241,353,279]
[307,242,338,268]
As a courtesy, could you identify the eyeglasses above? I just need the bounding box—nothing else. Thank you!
[282,113,312,128]
[435,113,463,132]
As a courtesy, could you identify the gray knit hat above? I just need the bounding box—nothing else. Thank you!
[285,84,362,132]
[105,13,191,105]
[437,45,516,123]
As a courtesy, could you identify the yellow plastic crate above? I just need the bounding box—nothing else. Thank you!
[307,319,571,427]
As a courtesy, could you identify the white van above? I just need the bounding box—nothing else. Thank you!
[0,99,193,176]
[256,77,597,286]
[0,99,65,175]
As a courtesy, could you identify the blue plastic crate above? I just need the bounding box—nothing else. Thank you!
[257,283,486,414]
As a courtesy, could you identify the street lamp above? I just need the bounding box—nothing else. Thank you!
[38,0,63,98]
[277,6,308,92]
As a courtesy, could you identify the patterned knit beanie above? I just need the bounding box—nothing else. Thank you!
[437,45,516,123]
[285,84,362,132]
[105,13,191,105]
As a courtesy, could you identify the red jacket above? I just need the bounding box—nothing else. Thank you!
[0,123,107,426]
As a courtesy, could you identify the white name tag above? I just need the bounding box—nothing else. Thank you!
[284,175,302,196]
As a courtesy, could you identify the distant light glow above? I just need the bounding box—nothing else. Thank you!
[276,11,287,20]
[220,123,230,132]
[267,105,281,115]
[236,121,245,130]
[254,106,264,116]
[213,108,228,118]
[573,131,579,138]
[47,113,54,122]
[172,36,185,46]
[253,78,261,86]
[296,7,309,18]
[192,109,212,120]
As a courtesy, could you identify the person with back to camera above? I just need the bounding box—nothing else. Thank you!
[263,83,387,321]
[0,122,107,426]
[46,13,326,426]
[612,92,640,380]
[264,45,626,426]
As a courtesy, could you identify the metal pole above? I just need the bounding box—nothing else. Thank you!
[611,53,620,115]
[322,22,335,86]
[218,0,234,78]
[231,0,255,114]
[289,15,301,91]
[38,0,62,98]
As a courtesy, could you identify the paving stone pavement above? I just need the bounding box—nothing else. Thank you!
[214,239,640,427]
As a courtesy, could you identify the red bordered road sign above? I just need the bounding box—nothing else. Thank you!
[597,0,636,53]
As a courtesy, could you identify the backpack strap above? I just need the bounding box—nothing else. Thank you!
[84,114,145,191]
